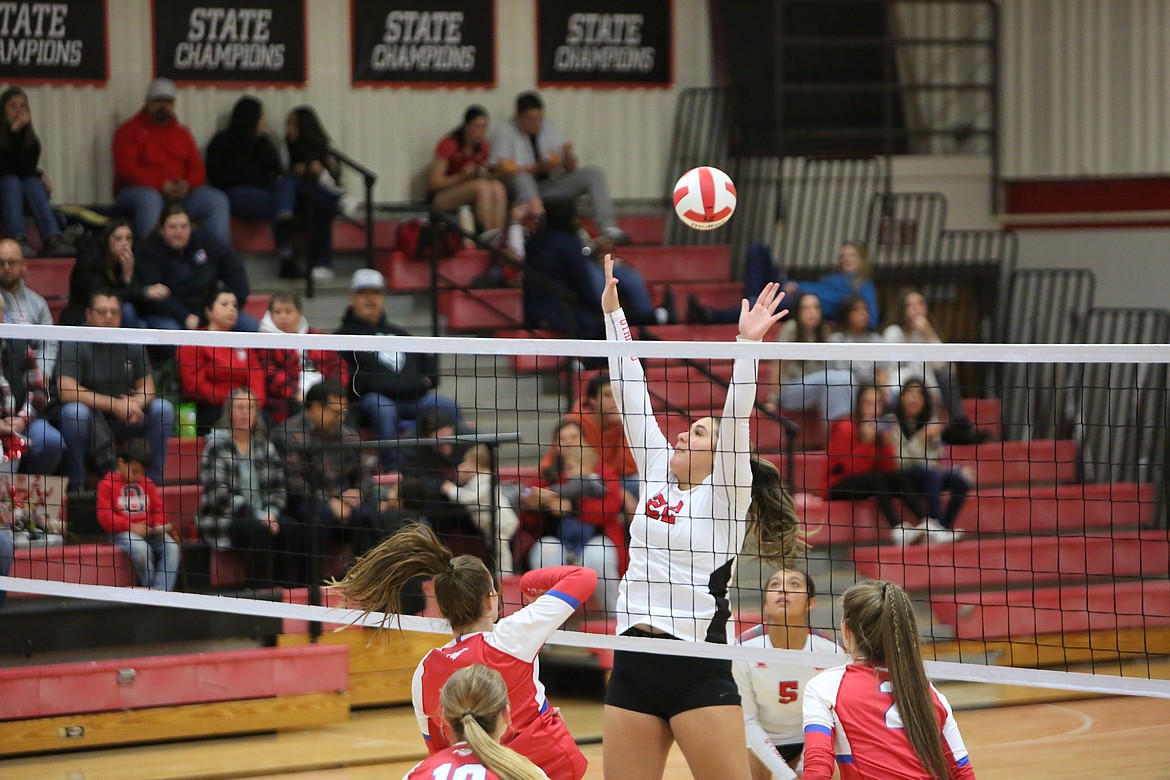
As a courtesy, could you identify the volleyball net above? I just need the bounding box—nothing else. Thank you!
[2,322,1169,701]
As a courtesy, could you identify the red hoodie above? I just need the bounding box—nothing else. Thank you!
[825,418,897,496]
[112,108,206,193]
[177,343,267,409]
[97,471,166,534]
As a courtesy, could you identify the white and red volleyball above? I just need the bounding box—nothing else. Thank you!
[672,166,737,230]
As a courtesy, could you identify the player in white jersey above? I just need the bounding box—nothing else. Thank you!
[598,256,803,780]
[734,568,845,780]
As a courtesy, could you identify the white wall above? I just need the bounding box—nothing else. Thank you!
[15,0,715,205]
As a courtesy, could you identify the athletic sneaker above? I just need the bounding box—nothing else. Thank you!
[889,521,927,546]
[925,519,964,545]
[310,266,335,282]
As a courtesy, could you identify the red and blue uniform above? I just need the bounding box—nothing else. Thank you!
[412,566,595,780]
[803,661,976,779]
[402,742,540,780]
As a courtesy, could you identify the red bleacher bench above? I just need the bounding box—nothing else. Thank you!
[378,248,494,292]
[931,579,1170,641]
[957,482,1154,534]
[617,245,731,285]
[12,543,134,587]
[949,439,1078,487]
[853,530,1170,593]
[439,288,523,331]
[163,436,205,485]
[650,281,743,311]
[231,216,398,254]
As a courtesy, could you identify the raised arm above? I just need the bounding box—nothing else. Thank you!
[488,565,597,662]
[713,284,786,516]
[601,254,671,478]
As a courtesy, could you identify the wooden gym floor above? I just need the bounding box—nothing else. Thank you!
[5,690,1170,779]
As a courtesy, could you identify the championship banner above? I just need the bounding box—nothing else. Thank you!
[0,0,108,84]
[350,0,496,87]
[537,0,672,87]
[151,0,307,86]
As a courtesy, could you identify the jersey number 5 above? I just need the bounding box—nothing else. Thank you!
[777,680,798,704]
[431,763,487,780]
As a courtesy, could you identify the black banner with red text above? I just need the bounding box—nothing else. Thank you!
[0,0,108,84]
[152,0,307,86]
[350,0,496,86]
[537,0,672,87]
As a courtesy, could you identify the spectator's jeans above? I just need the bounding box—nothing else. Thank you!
[780,369,856,423]
[20,418,66,476]
[225,178,298,253]
[0,526,13,608]
[587,262,654,316]
[0,173,62,242]
[295,177,340,269]
[528,534,619,614]
[144,311,259,334]
[115,185,231,248]
[358,391,462,470]
[906,465,971,528]
[111,530,180,591]
[58,400,175,486]
[506,166,617,231]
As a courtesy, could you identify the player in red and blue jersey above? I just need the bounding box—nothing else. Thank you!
[333,524,593,780]
[802,580,976,780]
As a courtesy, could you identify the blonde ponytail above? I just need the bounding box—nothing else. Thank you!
[441,665,547,780]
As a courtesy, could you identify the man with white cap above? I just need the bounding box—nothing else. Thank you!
[336,268,462,470]
[112,78,231,247]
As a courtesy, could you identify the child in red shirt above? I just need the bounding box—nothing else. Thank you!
[826,384,934,546]
[96,438,180,590]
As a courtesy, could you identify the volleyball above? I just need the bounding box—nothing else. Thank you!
[672,166,737,230]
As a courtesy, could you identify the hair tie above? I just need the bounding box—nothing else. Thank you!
[462,711,476,720]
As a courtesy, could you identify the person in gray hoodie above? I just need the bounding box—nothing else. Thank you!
[0,238,56,379]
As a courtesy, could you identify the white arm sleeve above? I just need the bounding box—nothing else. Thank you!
[605,308,672,479]
[713,343,759,522]
[488,590,581,662]
[735,660,798,779]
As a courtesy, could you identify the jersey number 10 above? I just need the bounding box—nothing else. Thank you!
[430,763,487,780]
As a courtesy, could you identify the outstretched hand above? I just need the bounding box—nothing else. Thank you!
[601,254,621,313]
[739,282,787,341]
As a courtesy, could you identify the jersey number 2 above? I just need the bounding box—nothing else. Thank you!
[777,680,798,704]
[431,764,487,780]
[879,680,904,729]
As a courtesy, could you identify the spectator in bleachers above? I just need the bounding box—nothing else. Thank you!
[57,290,174,488]
[397,408,491,565]
[826,384,937,546]
[0,238,58,379]
[490,91,628,244]
[206,96,300,280]
[830,294,892,399]
[883,287,984,444]
[112,78,230,248]
[441,443,520,574]
[0,87,76,258]
[273,380,399,580]
[519,418,625,614]
[199,387,289,588]
[137,203,257,333]
[764,292,855,423]
[427,105,508,241]
[283,106,359,283]
[884,379,969,543]
[258,291,348,425]
[176,287,267,433]
[61,218,155,328]
[545,373,640,503]
[0,294,64,475]
[337,268,461,471]
[688,240,879,328]
[96,438,180,591]
[524,198,669,338]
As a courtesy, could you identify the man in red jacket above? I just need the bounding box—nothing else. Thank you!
[112,78,230,247]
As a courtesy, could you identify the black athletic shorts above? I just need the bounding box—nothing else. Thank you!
[775,742,804,762]
[604,627,741,720]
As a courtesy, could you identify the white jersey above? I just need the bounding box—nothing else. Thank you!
[733,627,846,778]
[605,309,758,643]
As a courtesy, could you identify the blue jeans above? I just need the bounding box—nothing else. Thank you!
[906,465,971,527]
[0,526,13,608]
[115,185,231,248]
[0,173,62,241]
[587,262,653,316]
[20,418,65,476]
[58,399,175,486]
[226,178,298,252]
[358,391,462,470]
[121,302,146,329]
[295,177,339,269]
[111,530,180,591]
[145,311,259,334]
[709,241,782,324]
